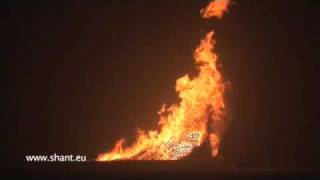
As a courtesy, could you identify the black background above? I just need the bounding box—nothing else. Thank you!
[3,0,320,171]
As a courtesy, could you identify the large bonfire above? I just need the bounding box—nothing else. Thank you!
[97,0,230,161]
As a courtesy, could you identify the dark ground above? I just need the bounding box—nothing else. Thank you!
[6,160,319,179]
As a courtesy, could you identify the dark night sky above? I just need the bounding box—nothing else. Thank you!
[3,0,320,170]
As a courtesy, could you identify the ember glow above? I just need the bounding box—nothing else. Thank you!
[97,0,229,161]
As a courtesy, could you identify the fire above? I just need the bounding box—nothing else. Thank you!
[201,0,230,19]
[97,0,229,161]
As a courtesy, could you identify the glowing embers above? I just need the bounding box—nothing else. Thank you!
[165,132,200,160]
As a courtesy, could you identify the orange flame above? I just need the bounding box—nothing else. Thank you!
[201,0,230,19]
[97,0,229,161]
